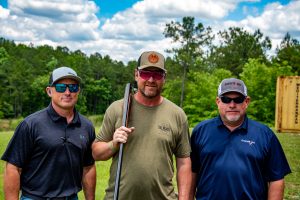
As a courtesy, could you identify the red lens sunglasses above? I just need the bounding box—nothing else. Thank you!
[138,69,166,80]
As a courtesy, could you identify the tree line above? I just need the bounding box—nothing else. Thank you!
[0,17,299,127]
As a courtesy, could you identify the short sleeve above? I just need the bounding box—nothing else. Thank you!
[266,133,292,181]
[174,117,191,158]
[83,125,96,166]
[190,125,201,173]
[1,120,35,168]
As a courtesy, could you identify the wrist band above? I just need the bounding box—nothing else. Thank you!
[109,141,119,153]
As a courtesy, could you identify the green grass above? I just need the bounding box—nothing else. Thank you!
[275,132,300,199]
[0,131,299,199]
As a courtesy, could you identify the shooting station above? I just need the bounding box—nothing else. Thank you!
[275,76,300,133]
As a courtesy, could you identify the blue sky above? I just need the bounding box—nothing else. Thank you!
[0,0,299,63]
[95,0,140,19]
[226,0,290,20]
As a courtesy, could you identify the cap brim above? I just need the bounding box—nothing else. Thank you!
[138,65,166,72]
[52,75,81,85]
[219,90,246,97]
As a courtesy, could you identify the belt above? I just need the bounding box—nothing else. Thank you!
[21,192,77,200]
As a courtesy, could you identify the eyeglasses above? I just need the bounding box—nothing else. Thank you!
[220,96,246,104]
[53,83,79,93]
[138,70,165,80]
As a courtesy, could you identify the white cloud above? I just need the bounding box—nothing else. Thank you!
[132,0,235,19]
[1,0,100,42]
[101,12,167,40]
[220,1,300,53]
[101,0,245,40]
[9,0,98,20]
[0,6,10,18]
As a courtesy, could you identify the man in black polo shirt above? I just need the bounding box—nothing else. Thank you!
[2,67,96,200]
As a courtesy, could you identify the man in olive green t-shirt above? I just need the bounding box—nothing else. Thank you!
[92,51,192,200]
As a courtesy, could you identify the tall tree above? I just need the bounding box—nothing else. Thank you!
[164,16,213,107]
[84,77,113,114]
[208,27,271,76]
[184,68,232,126]
[0,37,135,117]
[240,58,293,124]
[274,32,300,74]
[0,47,11,118]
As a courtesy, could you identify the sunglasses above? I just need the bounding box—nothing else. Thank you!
[53,83,79,93]
[138,70,165,80]
[220,96,246,104]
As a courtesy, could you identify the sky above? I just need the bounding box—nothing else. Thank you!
[0,0,299,63]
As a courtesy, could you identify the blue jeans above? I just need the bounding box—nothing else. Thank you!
[20,194,78,200]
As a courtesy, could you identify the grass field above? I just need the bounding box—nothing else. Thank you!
[0,131,299,199]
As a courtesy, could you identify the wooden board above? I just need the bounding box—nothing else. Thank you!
[275,76,300,133]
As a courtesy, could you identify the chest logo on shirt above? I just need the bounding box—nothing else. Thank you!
[80,135,86,140]
[158,123,171,134]
[241,139,255,146]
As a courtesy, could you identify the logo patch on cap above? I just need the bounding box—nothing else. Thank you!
[148,53,159,64]
[218,78,247,97]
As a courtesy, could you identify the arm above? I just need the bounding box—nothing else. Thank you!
[92,126,134,161]
[4,162,21,200]
[268,179,285,200]
[82,164,96,200]
[92,140,119,161]
[176,157,192,200]
[190,172,198,200]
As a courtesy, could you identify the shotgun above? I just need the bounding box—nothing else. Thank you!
[113,83,132,200]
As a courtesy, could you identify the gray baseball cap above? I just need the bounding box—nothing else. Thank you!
[218,78,247,97]
[49,66,81,86]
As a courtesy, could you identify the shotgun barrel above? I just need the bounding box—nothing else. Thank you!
[113,83,132,200]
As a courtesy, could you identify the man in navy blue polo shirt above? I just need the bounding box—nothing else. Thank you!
[190,78,291,200]
[2,67,96,200]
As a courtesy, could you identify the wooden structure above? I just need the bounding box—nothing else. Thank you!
[275,76,300,133]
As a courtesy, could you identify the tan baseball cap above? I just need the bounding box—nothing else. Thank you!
[137,51,166,72]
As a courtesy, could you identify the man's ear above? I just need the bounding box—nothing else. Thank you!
[245,96,251,108]
[46,87,52,97]
[134,69,138,81]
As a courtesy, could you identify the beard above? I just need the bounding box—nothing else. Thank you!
[140,87,161,98]
[225,114,241,123]
[222,112,246,128]
[139,83,163,99]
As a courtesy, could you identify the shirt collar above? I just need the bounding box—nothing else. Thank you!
[47,103,81,125]
[217,115,248,133]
